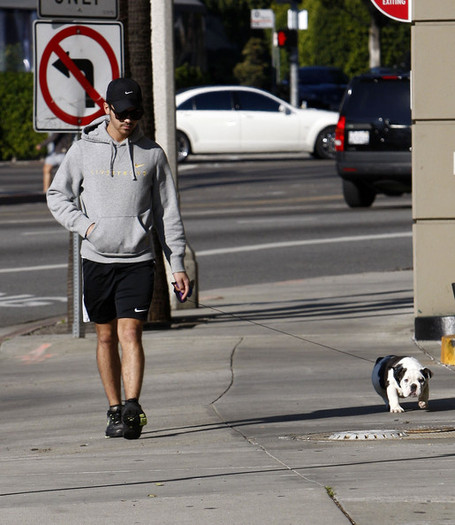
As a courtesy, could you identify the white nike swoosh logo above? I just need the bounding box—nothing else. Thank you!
[125,91,133,94]
[134,308,148,312]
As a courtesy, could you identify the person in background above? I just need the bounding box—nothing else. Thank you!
[46,78,190,440]
[36,133,75,192]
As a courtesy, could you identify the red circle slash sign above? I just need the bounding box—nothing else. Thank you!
[39,25,120,126]
[370,0,411,23]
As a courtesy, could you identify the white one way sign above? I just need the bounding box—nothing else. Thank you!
[38,0,118,19]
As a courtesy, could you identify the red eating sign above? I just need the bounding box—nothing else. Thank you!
[370,0,412,23]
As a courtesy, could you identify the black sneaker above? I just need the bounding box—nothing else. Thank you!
[122,398,147,440]
[105,405,124,438]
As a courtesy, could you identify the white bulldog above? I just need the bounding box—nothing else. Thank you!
[372,355,433,413]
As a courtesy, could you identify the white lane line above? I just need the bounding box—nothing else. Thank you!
[237,217,315,224]
[0,264,67,274]
[1,218,56,224]
[0,231,412,272]
[196,231,412,257]
[22,229,66,236]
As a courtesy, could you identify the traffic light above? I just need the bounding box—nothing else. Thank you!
[276,29,297,49]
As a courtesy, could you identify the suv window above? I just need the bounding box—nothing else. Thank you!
[234,90,281,112]
[342,77,410,124]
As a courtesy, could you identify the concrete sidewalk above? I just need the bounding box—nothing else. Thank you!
[1,270,455,524]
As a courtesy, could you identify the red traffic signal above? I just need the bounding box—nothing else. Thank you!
[276,29,297,49]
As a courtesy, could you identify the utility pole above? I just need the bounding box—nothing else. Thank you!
[289,1,299,107]
[151,1,198,311]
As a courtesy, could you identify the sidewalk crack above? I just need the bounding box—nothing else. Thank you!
[210,337,243,405]
[209,336,356,524]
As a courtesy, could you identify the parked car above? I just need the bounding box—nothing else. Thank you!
[335,72,411,207]
[176,85,339,163]
[297,66,349,111]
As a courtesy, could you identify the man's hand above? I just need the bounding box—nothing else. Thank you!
[85,223,95,238]
[172,272,191,302]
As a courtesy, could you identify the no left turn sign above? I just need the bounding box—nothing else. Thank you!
[34,21,123,131]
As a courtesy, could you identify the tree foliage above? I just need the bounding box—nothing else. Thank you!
[312,0,410,75]
[0,72,42,160]
[234,37,271,88]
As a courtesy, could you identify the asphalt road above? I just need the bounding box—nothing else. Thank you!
[0,155,412,329]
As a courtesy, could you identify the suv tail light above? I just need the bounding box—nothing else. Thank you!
[335,116,346,152]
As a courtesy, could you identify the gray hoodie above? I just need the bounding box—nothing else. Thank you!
[47,116,186,273]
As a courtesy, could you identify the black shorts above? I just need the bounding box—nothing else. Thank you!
[82,259,155,324]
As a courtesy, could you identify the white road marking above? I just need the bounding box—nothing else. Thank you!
[0,293,66,307]
[0,264,67,274]
[196,231,412,257]
[0,231,412,272]
[22,229,66,236]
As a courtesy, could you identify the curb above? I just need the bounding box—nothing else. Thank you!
[0,316,67,346]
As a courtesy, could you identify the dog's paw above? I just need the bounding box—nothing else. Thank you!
[418,401,428,409]
[390,406,405,413]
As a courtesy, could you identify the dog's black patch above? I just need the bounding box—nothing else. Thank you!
[393,364,407,384]
[421,368,433,380]
[376,355,404,390]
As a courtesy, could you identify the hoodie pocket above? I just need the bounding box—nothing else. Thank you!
[88,216,150,255]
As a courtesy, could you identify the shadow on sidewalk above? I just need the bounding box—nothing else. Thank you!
[140,397,455,441]
[175,288,414,328]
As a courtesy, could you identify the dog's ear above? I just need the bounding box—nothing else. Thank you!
[393,364,406,383]
[421,368,433,379]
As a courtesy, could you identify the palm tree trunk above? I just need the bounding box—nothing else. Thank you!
[369,15,381,69]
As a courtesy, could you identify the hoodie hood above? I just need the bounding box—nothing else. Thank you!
[81,115,144,179]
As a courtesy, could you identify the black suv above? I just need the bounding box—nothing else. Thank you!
[335,72,411,207]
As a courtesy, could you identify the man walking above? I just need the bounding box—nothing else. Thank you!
[47,78,190,439]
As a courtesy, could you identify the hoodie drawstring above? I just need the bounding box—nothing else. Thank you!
[108,140,137,180]
[109,142,117,177]
[128,139,137,181]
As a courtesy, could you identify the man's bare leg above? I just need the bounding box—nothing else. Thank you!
[117,318,145,400]
[117,318,147,439]
[95,320,121,406]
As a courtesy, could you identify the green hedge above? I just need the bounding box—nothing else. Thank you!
[0,72,44,160]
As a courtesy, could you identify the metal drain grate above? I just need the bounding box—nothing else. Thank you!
[285,427,455,442]
[328,429,406,440]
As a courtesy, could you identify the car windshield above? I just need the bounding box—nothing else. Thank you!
[298,68,347,85]
[344,78,411,123]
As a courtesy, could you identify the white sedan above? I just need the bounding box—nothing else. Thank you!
[175,85,339,162]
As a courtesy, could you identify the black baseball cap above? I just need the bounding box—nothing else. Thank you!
[106,78,143,113]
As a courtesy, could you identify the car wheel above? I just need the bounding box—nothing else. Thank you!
[313,125,336,159]
[177,131,191,163]
[342,180,376,208]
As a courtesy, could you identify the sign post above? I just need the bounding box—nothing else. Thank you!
[35,4,123,338]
